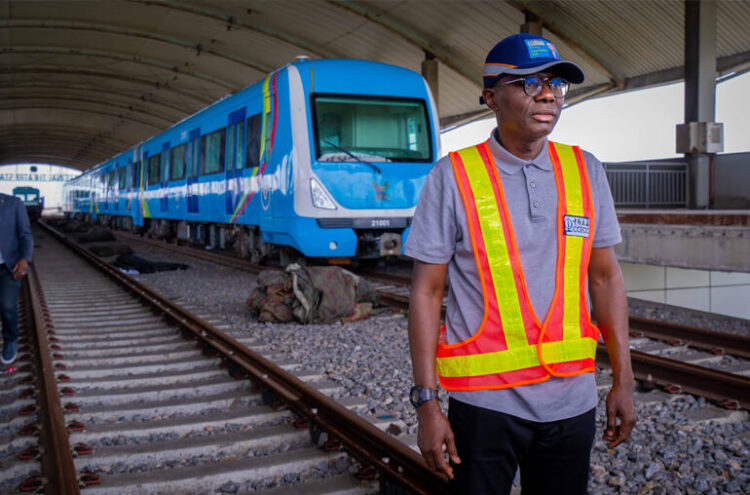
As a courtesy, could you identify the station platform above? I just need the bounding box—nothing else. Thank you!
[613,209,750,319]
[617,209,750,226]
[615,209,750,273]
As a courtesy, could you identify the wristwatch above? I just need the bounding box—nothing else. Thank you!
[409,386,438,408]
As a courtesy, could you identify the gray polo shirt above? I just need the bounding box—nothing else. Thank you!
[404,130,621,422]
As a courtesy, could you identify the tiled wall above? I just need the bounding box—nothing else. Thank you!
[620,262,750,319]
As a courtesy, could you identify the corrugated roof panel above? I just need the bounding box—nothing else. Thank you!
[4,0,750,168]
[523,0,685,80]
[717,0,750,56]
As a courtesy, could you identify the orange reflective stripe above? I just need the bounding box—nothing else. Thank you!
[447,151,496,348]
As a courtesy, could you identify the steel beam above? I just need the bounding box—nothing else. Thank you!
[508,1,624,87]
[1,67,216,105]
[0,46,239,90]
[421,51,439,113]
[327,0,478,86]
[1,82,200,116]
[127,0,340,60]
[683,0,718,209]
[1,19,273,74]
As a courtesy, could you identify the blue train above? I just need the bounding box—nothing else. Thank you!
[64,58,439,263]
[13,186,44,221]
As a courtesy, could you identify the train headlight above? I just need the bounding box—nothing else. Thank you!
[310,178,336,210]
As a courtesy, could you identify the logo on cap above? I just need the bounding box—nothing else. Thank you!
[525,39,560,60]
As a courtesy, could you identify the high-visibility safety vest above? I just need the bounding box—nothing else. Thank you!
[436,141,600,391]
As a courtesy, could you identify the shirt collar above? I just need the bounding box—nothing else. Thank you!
[487,129,553,174]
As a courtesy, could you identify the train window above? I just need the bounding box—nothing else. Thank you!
[148,154,161,185]
[246,113,262,169]
[118,167,126,189]
[188,137,200,178]
[160,149,169,182]
[201,128,226,175]
[170,143,187,180]
[311,95,432,163]
[108,171,115,190]
[227,121,245,171]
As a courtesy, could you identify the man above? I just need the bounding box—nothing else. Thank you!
[405,33,635,494]
[0,192,33,365]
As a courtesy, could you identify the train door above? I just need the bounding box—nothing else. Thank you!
[225,108,246,216]
[133,148,147,226]
[105,170,112,211]
[187,128,200,214]
[142,150,150,223]
[127,160,134,220]
[108,170,115,211]
[160,142,170,212]
[115,166,123,211]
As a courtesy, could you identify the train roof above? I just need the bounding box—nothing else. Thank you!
[70,58,433,179]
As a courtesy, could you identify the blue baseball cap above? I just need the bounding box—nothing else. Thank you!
[483,33,585,88]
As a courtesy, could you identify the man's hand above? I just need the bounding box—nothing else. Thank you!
[12,259,29,279]
[416,400,461,479]
[588,247,636,449]
[603,381,635,448]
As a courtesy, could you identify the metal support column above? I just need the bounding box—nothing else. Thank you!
[680,0,722,208]
[521,12,543,36]
[421,51,439,113]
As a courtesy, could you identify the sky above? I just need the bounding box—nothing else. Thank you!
[441,71,750,162]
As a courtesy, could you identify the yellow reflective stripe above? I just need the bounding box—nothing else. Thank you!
[258,76,271,167]
[555,143,583,341]
[437,337,597,377]
[557,144,583,216]
[562,235,583,340]
[457,147,527,349]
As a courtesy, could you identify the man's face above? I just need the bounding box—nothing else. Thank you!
[483,72,565,141]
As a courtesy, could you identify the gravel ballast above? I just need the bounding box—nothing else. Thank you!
[128,244,749,494]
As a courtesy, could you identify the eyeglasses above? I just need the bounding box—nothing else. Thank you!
[500,75,570,98]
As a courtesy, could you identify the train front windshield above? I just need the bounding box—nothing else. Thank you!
[312,95,432,163]
[14,189,39,205]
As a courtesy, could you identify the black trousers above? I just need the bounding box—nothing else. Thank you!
[448,398,596,495]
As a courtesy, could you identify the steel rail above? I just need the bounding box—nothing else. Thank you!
[371,275,750,360]
[24,262,81,493]
[354,268,415,287]
[629,315,750,359]
[377,291,750,410]
[597,348,750,410]
[39,221,451,494]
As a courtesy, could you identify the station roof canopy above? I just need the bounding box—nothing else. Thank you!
[2,0,750,171]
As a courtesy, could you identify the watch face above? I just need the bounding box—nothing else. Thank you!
[410,387,421,406]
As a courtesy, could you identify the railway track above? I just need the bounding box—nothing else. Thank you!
[89,227,750,411]
[0,224,449,494]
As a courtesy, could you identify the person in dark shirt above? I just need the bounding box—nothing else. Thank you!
[0,192,34,365]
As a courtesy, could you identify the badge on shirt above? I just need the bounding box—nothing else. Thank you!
[564,215,590,238]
